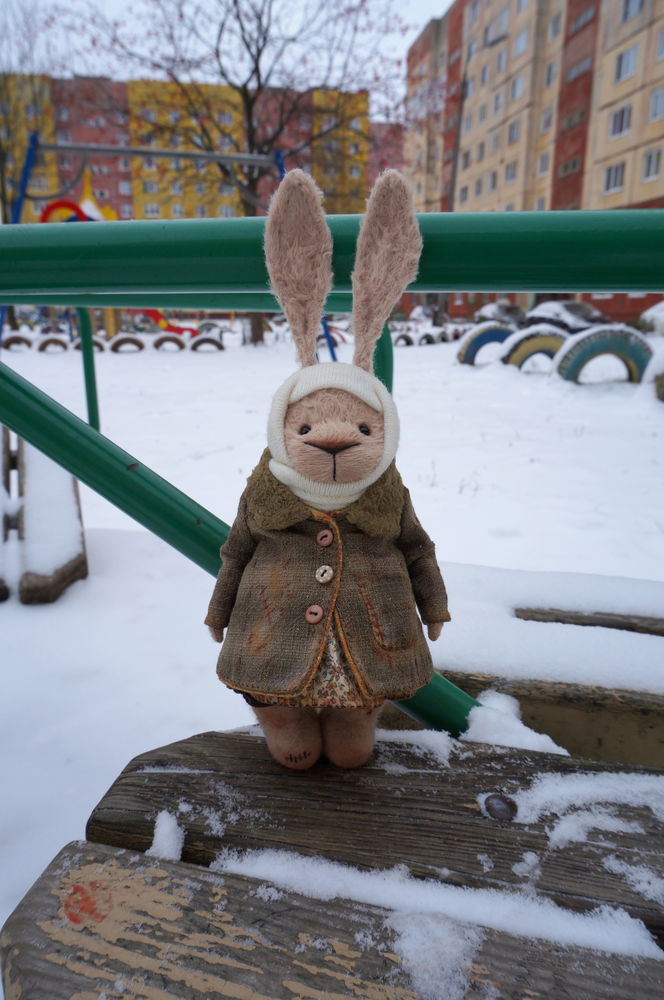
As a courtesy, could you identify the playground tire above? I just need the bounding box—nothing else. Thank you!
[2,335,33,351]
[37,337,69,352]
[457,322,513,365]
[190,337,224,351]
[501,328,567,369]
[393,333,414,347]
[555,325,653,384]
[73,338,105,352]
[110,336,144,353]
[418,333,436,346]
[154,335,185,351]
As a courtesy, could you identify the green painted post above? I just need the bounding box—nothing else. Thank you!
[0,361,229,576]
[76,308,100,431]
[373,325,394,392]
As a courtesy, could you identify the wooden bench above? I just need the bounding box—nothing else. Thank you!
[2,730,663,998]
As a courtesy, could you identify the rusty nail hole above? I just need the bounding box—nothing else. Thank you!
[126,463,138,471]
[484,793,518,821]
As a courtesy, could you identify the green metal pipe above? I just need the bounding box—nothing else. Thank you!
[7,292,355,312]
[374,325,394,392]
[0,357,477,735]
[0,360,229,576]
[76,308,100,431]
[2,211,664,296]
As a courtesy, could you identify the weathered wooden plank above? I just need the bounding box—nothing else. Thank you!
[437,670,664,769]
[2,841,662,1000]
[16,438,88,604]
[86,731,664,945]
[514,606,664,638]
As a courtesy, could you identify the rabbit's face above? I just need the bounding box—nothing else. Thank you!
[284,388,385,484]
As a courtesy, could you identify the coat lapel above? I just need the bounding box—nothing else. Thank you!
[245,449,404,537]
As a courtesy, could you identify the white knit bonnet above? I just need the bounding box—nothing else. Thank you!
[267,362,399,510]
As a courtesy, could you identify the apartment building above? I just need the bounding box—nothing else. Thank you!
[405,17,448,211]
[2,75,369,225]
[405,0,664,320]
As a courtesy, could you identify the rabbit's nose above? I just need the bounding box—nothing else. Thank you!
[304,441,359,457]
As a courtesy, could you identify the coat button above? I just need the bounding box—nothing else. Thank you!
[305,604,324,624]
[315,565,334,584]
[316,528,334,547]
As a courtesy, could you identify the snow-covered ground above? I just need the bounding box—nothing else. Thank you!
[1,338,663,958]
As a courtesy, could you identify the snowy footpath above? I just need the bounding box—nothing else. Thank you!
[1,339,663,975]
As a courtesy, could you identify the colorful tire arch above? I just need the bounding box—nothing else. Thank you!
[457,322,514,365]
[501,325,568,369]
[555,325,654,384]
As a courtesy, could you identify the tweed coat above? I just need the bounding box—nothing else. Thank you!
[205,450,451,703]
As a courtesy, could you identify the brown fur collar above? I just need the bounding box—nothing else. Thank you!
[245,449,404,537]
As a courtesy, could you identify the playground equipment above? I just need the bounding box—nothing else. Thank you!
[554,324,654,383]
[500,323,568,369]
[457,320,515,364]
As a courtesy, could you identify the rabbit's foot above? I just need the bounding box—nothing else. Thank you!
[253,706,322,770]
[320,706,382,769]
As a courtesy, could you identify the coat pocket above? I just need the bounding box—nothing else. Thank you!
[356,575,422,651]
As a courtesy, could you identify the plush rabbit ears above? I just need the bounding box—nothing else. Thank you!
[264,168,422,371]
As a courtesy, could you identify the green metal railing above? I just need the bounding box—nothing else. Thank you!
[2,209,664,736]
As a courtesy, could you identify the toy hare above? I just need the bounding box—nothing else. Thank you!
[205,169,450,770]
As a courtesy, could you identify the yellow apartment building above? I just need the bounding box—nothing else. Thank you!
[311,88,370,213]
[583,0,664,209]
[0,74,59,223]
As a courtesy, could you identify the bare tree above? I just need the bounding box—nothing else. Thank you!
[74,0,405,216]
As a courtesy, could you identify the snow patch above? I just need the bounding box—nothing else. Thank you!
[146,810,185,862]
[20,442,84,575]
[211,848,662,960]
[461,689,568,756]
[511,772,664,826]
[387,911,484,1000]
[603,856,664,905]
[376,728,454,767]
[548,807,645,850]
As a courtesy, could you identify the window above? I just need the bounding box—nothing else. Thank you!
[510,75,524,101]
[143,156,156,169]
[172,204,184,218]
[514,30,528,57]
[30,175,48,191]
[505,160,517,182]
[349,142,360,155]
[479,104,487,123]
[462,112,473,134]
[491,131,500,153]
[481,64,489,85]
[169,135,181,148]
[141,109,157,123]
[604,163,625,192]
[517,0,528,11]
[549,12,561,39]
[93,188,109,200]
[169,110,181,124]
[57,106,69,120]
[497,49,507,74]
[467,39,477,61]
[144,203,160,217]
[541,106,553,132]
[120,158,131,171]
[24,103,40,118]
[545,61,556,87]
[659,27,664,60]
[508,119,520,144]
[504,203,515,212]
[219,205,235,217]
[559,157,581,176]
[622,0,643,21]
[535,196,546,211]
[119,181,132,195]
[469,0,480,24]
[489,170,498,190]
[477,141,485,162]
[195,182,206,195]
[459,185,469,203]
[349,164,361,178]
[494,90,504,114]
[462,150,471,169]
[475,177,483,196]
[562,109,585,130]
[120,205,133,219]
[538,153,550,176]
[142,181,158,194]
[567,57,591,82]
[615,46,638,82]
[171,181,184,194]
[466,76,475,98]
[649,88,664,121]
[195,205,207,218]
[571,5,595,33]
[59,155,72,169]
[56,129,70,143]
[643,149,661,181]
[610,105,632,137]
[216,110,233,125]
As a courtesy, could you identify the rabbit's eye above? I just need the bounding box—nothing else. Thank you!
[299,425,311,435]
[358,424,371,436]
